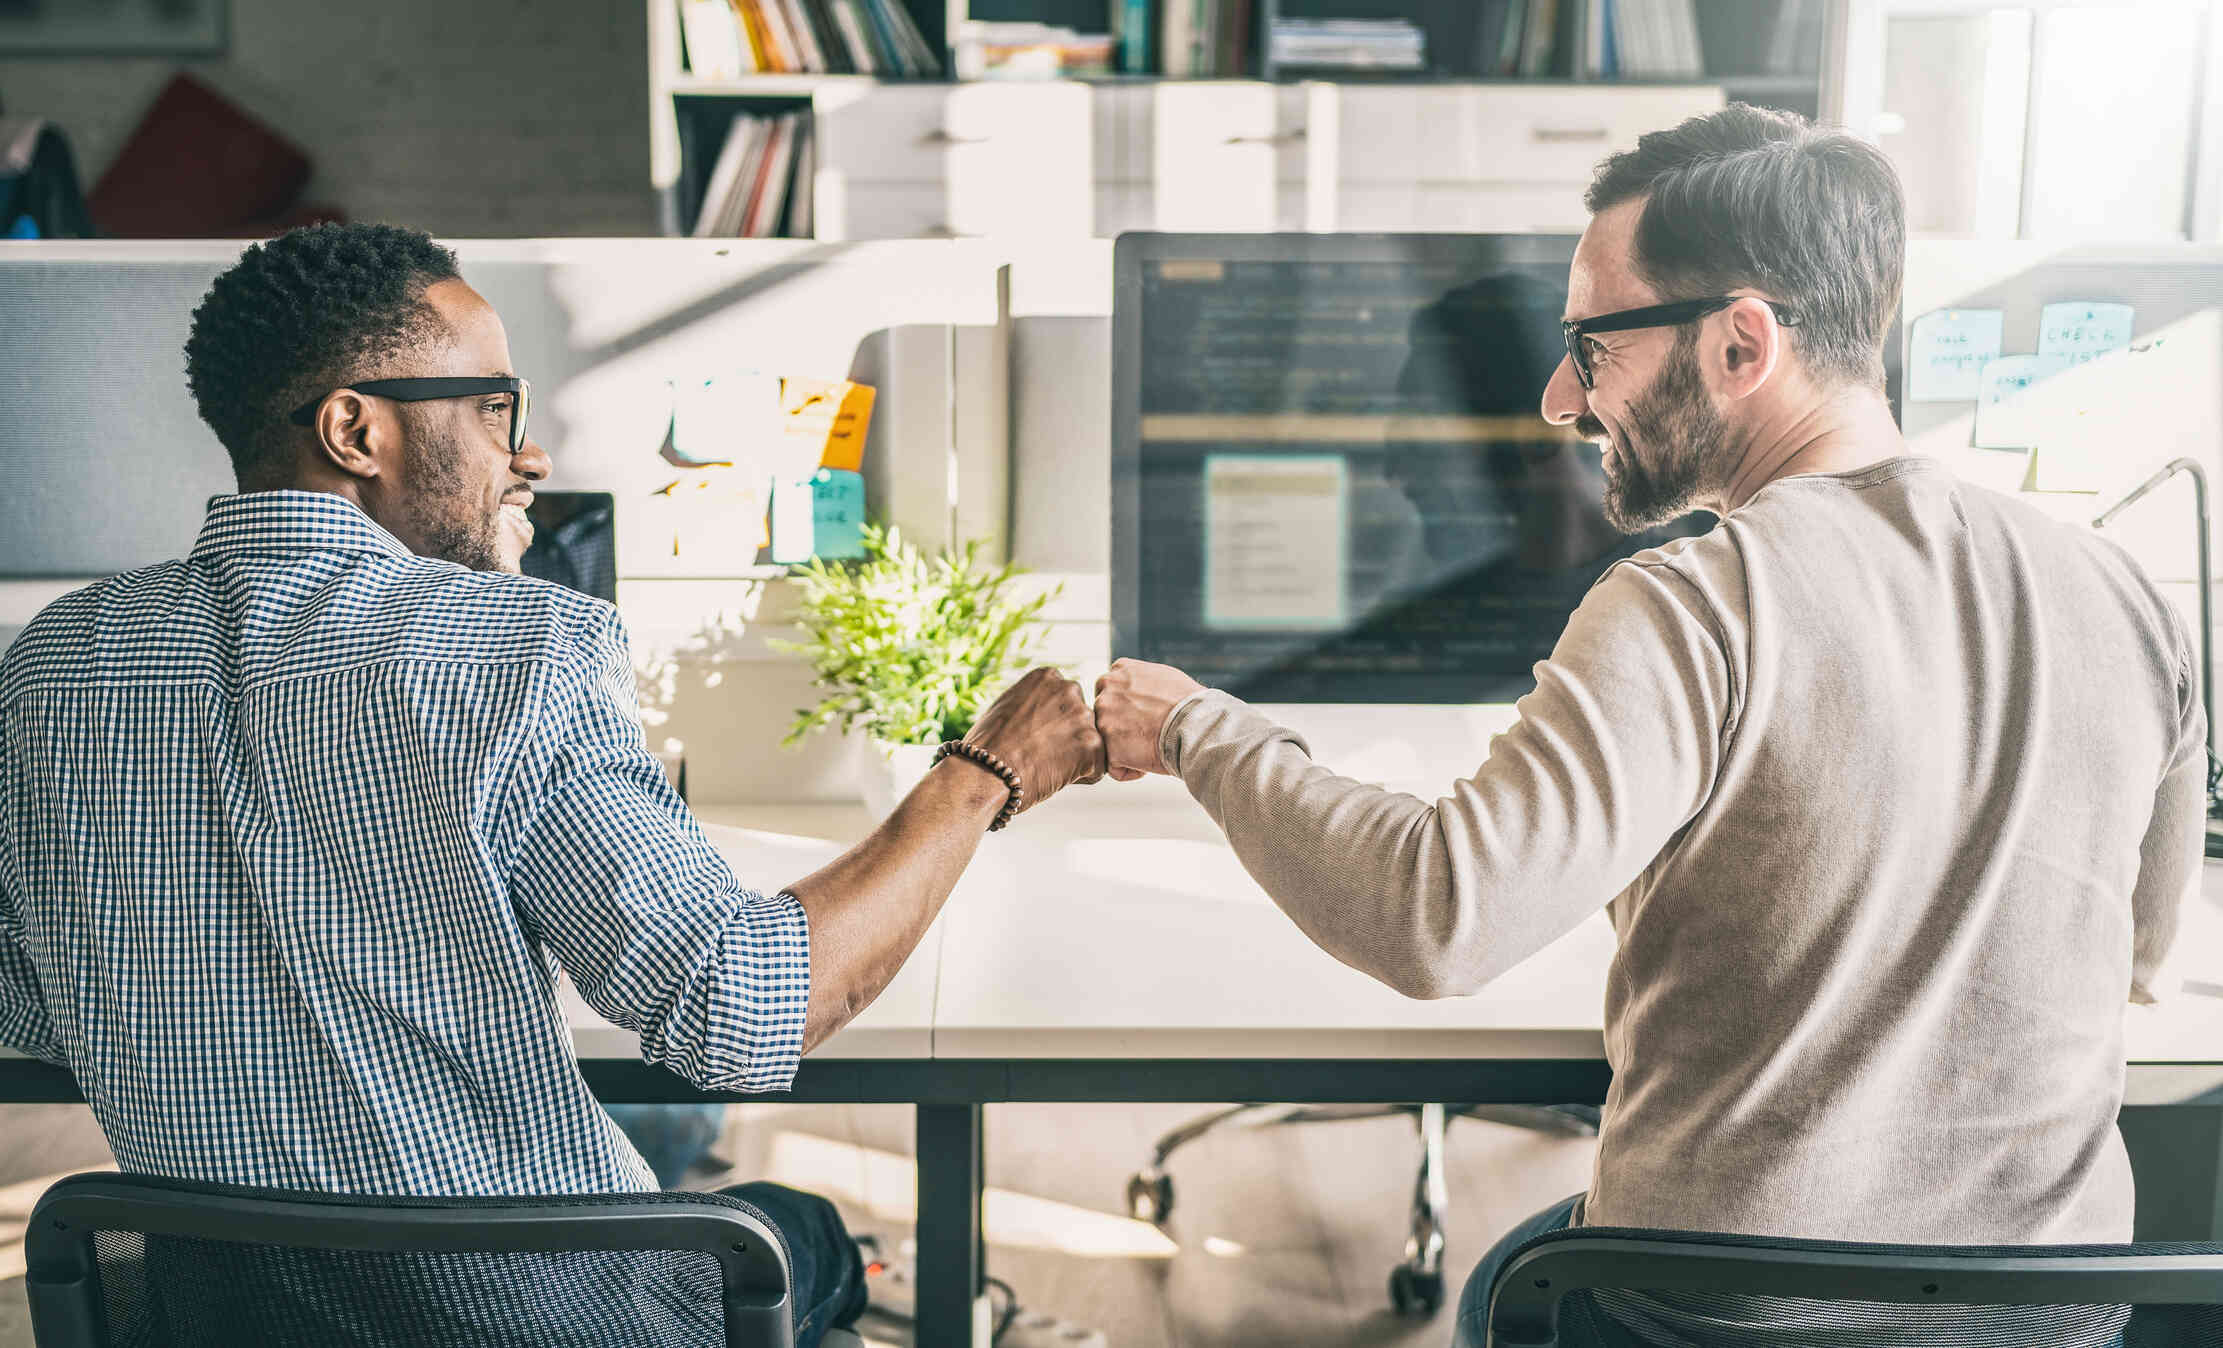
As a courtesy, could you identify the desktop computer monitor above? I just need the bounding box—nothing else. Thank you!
[519,492,617,602]
[1111,233,1710,706]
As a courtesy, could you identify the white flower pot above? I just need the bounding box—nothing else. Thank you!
[858,738,941,819]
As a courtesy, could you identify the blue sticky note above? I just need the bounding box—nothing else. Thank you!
[1973,353,2075,449]
[1906,308,2004,402]
[769,468,866,564]
[811,469,866,561]
[2037,302,2134,363]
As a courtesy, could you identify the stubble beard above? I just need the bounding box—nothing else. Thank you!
[399,420,507,573]
[1587,330,1727,535]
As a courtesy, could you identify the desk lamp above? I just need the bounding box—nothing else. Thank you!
[2093,457,2223,857]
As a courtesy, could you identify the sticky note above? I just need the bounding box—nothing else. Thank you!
[811,469,867,560]
[647,468,766,571]
[781,378,876,473]
[1907,308,2004,402]
[770,469,867,564]
[2038,302,2135,364]
[1973,353,2075,449]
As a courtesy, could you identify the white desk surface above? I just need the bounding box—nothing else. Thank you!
[676,792,2223,1099]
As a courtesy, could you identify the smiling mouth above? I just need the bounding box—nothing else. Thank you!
[500,502,534,542]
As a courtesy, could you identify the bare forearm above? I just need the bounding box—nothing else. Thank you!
[785,759,1006,1050]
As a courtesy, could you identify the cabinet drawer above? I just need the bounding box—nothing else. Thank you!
[1461,86,1725,183]
[1333,84,1725,185]
[1098,82,1309,184]
[815,83,1095,184]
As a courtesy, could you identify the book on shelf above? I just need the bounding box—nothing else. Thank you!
[676,0,941,78]
[1156,0,1259,77]
[1582,0,1703,78]
[1116,0,1150,74]
[954,22,1115,79]
[690,110,811,238]
[680,0,747,79]
[1267,17,1423,74]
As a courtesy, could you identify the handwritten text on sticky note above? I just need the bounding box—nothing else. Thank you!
[2038,302,2134,363]
[1908,308,2004,402]
[1973,353,2076,449]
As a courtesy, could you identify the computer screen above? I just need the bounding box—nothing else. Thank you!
[1111,234,1709,704]
[519,491,617,602]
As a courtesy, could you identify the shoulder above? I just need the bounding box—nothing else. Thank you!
[323,557,625,670]
[0,564,186,699]
[1592,519,1746,644]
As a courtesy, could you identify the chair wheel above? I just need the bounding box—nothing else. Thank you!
[1388,1264,1444,1317]
[1126,1172,1174,1223]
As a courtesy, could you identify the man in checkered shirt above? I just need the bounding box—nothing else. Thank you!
[0,223,1107,1346]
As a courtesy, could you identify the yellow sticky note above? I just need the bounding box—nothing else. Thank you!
[779,377,876,473]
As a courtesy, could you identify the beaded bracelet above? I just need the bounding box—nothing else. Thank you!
[932,739,1025,831]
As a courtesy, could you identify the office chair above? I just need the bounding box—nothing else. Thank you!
[1484,1226,2223,1347]
[25,1171,865,1348]
[1125,1100,1600,1315]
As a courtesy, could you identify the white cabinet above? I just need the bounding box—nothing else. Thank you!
[811,81,1724,240]
[1316,83,1724,232]
[814,82,1094,239]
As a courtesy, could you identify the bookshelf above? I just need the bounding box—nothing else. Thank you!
[648,0,1846,236]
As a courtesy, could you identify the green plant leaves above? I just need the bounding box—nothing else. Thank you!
[770,523,1060,748]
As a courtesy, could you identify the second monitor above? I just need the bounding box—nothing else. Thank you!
[1112,233,1709,705]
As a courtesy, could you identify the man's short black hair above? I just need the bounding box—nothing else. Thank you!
[1585,104,1905,390]
[184,222,461,484]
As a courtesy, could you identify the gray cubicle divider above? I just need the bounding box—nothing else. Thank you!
[0,239,1016,579]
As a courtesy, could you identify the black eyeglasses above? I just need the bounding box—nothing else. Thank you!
[289,377,532,455]
[1561,296,1799,390]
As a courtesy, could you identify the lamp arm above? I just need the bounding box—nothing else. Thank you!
[2093,457,2216,804]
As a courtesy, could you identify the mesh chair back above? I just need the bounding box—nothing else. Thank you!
[24,1172,796,1348]
[1485,1227,2223,1348]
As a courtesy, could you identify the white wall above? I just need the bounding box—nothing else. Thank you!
[0,0,654,236]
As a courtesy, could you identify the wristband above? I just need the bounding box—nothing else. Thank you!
[932,739,1025,831]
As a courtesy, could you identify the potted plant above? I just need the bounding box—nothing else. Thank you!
[775,523,1058,817]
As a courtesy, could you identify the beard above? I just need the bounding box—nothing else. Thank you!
[397,419,507,573]
[1579,329,1727,534]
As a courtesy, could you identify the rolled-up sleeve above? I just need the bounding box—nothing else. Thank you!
[507,611,810,1091]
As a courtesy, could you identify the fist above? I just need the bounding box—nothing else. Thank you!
[962,666,1107,816]
[1093,658,1205,781]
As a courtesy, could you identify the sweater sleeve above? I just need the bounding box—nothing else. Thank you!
[1162,559,1736,999]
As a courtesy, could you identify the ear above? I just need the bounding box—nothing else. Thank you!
[309,390,397,482]
[1710,296,1784,401]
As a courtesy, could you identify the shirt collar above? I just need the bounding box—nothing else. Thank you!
[189,491,416,563]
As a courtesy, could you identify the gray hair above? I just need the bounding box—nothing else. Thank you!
[1585,104,1905,390]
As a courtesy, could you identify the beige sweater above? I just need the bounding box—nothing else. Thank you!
[1163,456,2205,1242]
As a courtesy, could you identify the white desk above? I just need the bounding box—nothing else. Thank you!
[678,793,2223,1090]
[10,795,2223,1348]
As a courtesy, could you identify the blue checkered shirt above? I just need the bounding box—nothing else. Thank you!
[0,491,810,1195]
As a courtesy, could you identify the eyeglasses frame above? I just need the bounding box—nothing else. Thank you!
[288,377,532,455]
[1561,296,1800,391]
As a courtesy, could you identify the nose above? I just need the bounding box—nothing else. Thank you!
[513,436,552,483]
[1540,355,1587,427]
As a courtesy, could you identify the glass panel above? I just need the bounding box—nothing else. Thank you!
[1878,10,2032,238]
[2022,2,2204,239]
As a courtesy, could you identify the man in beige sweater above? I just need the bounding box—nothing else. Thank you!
[1094,106,2205,1342]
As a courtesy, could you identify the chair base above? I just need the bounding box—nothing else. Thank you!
[1125,1101,1601,1317]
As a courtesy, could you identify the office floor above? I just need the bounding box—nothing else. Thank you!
[0,1100,1597,1347]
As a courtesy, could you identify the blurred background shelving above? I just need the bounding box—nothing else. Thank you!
[650,0,1846,238]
